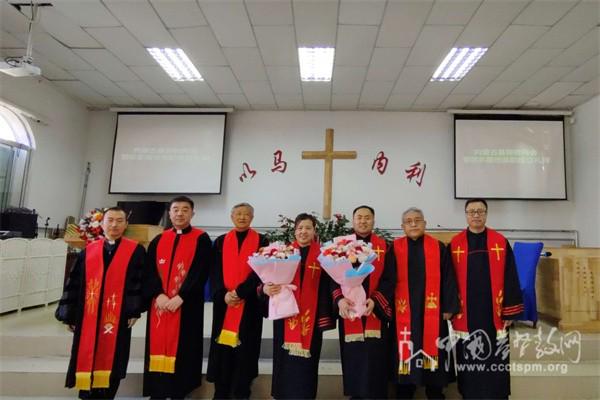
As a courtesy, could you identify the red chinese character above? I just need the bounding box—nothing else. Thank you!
[405,162,426,187]
[371,151,389,175]
[239,162,257,182]
[271,149,287,173]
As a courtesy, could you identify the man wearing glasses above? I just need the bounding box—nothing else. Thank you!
[449,199,523,399]
[386,207,459,399]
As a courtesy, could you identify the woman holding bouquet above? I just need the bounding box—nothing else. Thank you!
[263,213,335,399]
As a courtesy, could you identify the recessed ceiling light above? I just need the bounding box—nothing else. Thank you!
[146,48,203,82]
[431,47,487,82]
[298,47,335,82]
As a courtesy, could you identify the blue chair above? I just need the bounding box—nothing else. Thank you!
[513,242,543,326]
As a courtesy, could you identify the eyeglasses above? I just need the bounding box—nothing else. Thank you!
[465,209,487,216]
[403,218,424,225]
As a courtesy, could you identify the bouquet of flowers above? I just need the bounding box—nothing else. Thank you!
[248,242,301,320]
[77,208,105,243]
[318,234,377,318]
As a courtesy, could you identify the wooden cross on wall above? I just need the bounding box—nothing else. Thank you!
[302,128,357,220]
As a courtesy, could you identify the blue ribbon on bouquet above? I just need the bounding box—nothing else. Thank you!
[344,253,377,278]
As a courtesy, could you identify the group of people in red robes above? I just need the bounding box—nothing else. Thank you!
[57,196,522,399]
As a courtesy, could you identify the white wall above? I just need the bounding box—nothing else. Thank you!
[571,95,600,246]
[84,110,580,235]
[0,75,89,225]
[1,79,592,244]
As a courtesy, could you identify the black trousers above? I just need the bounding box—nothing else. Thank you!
[395,384,445,400]
[213,380,251,400]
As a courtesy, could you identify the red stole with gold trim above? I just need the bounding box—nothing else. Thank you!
[75,238,137,390]
[217,229,260,347]
[283,241,321,358]
[343,234,387,342]
[149,228,204,373]
[450,228,506,338]
[394,235,441,375]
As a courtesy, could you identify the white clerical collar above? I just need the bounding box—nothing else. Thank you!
[174,225,191,234]
[106,238,116,245]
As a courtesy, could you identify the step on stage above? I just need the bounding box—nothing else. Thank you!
[1,304,599,399]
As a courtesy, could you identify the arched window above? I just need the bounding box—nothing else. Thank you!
[0,102,35,210]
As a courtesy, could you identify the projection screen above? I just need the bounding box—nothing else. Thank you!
[109,113,226,194]
[454,115,566,200]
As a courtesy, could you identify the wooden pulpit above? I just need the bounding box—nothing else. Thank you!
[537,247,600,332]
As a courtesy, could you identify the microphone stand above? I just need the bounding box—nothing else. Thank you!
[78,162,91,219]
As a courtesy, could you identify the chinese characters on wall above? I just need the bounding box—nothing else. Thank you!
[239,149,427,187]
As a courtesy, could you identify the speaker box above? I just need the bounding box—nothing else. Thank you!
[0,211,37,238]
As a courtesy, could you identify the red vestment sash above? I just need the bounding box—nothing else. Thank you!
[75,238,137,389]
[217,229,260,347]
[394,235,441,375]
[283,241,321,358]
[450,228,507,339]
[148,228,204,373]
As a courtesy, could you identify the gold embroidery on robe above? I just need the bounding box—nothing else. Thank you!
[288,315,298,330]
[496,290,504,317]
[300,310,311,337]
[85,279,101,314]
[426,292,438,309]
[397,298,408,314]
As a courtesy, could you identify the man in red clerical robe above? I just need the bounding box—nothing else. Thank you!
[386,207,459,399]
[334,205,395,399]
[56,207,145,399]
[449,199,523,400]
[207,202,269,399]
[143,196,212,398]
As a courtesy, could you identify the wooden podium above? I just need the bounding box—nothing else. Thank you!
[124,224,164,248]
[427,230,461,244]
[64,224,164,249]
[537,247,600,332]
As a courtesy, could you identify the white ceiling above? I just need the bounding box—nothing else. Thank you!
[1,0,598,111]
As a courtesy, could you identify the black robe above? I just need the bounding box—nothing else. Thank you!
[269,245,335,399]
[333,233,395,399]
[452,229,523,399]
[55,238,146,390]
[385,236,460,388]
[206,230,269,395]
[142,226,213,398]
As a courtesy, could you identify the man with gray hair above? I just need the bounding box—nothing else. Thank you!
[385,207,459,399]
[207,202,269,399]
